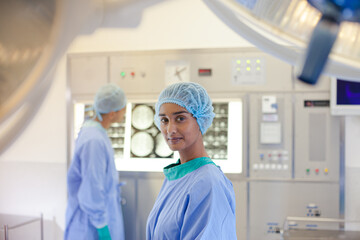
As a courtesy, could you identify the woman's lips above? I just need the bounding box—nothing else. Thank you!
[167,137,182,144]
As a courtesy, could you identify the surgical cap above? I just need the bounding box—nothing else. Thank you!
[94,83,127,121]
[154,82,215,134]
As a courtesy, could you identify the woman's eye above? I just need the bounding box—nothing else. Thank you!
[160,118,168,124]
[176,116,185,122]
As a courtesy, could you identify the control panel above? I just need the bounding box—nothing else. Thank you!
[249,94,293,179]
[306,203,321,217]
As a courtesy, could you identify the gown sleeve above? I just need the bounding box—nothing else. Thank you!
[77,138,110,228]
[180,175,237,240]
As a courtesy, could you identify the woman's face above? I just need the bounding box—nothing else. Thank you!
[158,103,202,153]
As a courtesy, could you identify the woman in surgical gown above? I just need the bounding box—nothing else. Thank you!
[146,82,237,240]
[65,83,126,240]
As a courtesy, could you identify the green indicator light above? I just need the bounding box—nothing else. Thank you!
[256,59,261,63]
[246,67,251,71]
[237,60,241,64]
[306,169,310,173]
[246,60,251,64]
[121,72,125,77]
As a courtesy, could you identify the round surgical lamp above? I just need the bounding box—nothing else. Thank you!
[299,0,360,84]
[203,0,360,84]
[0,0,163,154]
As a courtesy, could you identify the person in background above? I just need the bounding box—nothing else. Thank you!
[65,83,126,240]
[146,82,237,239]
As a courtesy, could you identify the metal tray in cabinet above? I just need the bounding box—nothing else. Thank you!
[131,105,154,130]
[155,133,173,158]
[282,229,360,240]
[130,131,154,157]
[282,217,360,240]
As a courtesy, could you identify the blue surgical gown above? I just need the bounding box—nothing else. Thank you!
[65,120,125,240]
[146,157,237,240]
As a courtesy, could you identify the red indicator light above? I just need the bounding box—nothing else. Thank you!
[315,168,319,173]
[198,69,212,76]
[131,72,135,77]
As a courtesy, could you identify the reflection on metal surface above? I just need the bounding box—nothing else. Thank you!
[204,103,229,160]
[84,104,95,121]
[74,100,241,172]
[81,104,127,159]
[79,102,175,160]
[131,132,154,157]
[131,104,154,130]
[130,103,173,159]
[282,229,360,240]
[282,216,360,240]
[109,122,126,159]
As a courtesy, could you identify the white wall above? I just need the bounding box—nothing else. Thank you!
[69,0,252,53]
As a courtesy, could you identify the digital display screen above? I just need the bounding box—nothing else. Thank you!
[337,79,360,105]
[304,100,330,107]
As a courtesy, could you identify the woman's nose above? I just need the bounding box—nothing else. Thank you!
[167,121,177,134]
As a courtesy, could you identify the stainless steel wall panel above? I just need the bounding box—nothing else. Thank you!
[68,55,108,96]
[118,177,137,240]
[109,54,167,95]
[137,177,164,240]
[294,93,340,181]
[230,179,248,240]
[66,48,295,98]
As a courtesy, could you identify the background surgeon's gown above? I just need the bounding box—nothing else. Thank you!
[65,120,125,240]
[146,157,237,240]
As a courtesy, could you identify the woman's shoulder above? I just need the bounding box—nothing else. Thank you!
[196,163,223,177]
[192,164,231,188]
[185,164,234,203]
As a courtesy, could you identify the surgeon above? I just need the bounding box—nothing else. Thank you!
[146,82,237,239]
[65,83,126,240]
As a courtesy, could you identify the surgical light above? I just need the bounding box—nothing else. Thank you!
[298,0,360,84]
[204,0,360,84]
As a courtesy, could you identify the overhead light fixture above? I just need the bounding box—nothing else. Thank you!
[0,0,164,154]
[203,0,360,84]
[299,0,360,84]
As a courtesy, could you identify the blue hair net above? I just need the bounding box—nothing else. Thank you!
[154,82,215,134]
[94,83,127,121]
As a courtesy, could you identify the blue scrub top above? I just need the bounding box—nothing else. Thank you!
[65,120,125,240]
[146,157,237,240]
